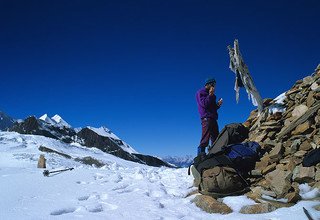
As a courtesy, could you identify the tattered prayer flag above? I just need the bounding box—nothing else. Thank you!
[228,40,264,113]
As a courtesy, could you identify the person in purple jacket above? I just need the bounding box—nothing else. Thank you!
[196,78,223,155]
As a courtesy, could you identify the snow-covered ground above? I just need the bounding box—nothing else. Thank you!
[0,131,319,220]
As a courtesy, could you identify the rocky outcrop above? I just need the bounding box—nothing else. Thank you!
[244,65,320,201]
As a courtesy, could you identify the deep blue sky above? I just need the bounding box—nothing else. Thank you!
[0,0,319,157]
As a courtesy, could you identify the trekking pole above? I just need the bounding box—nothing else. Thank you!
[43,168,74,177]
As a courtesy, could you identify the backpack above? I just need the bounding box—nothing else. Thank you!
[224,142,263,175]
[208,123,249,154]
[189,142,262,198]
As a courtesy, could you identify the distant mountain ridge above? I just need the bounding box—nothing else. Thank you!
[8,113,173,168]
[162,155,194,168]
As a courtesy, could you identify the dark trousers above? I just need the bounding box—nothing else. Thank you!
[198,118,219,155]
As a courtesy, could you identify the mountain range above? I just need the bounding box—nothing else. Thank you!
[162,155,194,168]
[0,112,172,168]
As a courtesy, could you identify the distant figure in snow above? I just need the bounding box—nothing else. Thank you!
[195,78,223,155]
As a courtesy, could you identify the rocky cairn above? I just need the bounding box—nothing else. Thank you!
[192,65,320,214]
[245,65,320,203]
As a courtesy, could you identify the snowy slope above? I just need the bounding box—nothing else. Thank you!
[87,126,138,154]
[0,131,319,220]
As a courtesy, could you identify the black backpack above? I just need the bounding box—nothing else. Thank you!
[208,123,249,154]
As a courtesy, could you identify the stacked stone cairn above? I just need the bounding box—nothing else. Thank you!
[192,65,320,214]
[245,65,320,204]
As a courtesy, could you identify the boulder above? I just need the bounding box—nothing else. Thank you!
[311,82,320,91]
[292,166,315,183]
[265,169,292,198]
[285,191,301,203]
[269,143,284,163]
[291,121,312,135]
[306,91,315,107]
[299,140,312,151]
[262,163,276,175]
[240,203,276,214]
[192,195,232,214]
[292,105,308,118]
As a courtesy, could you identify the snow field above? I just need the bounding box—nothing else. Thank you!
[0,131,319,220]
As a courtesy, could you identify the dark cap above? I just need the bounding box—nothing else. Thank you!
[205,78,216,86]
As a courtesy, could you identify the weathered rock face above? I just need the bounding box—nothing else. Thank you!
[244,65,320,202]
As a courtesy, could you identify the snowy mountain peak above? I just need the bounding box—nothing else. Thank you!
[51,114,71,128]
[39,114,56,125]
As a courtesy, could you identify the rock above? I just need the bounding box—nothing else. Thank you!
[262,163,277,175]
[255,155,270,171]
[292,104,308,118]
[185,190,199,198]
[251,169,262,176]
[294,150,307,158]
[307,91,315,107]
[316,168,320,182]
[292,166,315,183]
[192,195,232,214]
[285,191,301,203]
[313,204,320,211]
[246,187,263,202]
[252,132,268,143]
[313,181,320,189]
[284,117,296,127]
[299,140,312,151]
[314,135,320,146]
[267,131,277,139]
[316,116,320,126]
[240,203,277,214]
[266,169,292,198]
[303,76,313,85]
[256,179,271,190]
[37,154,46,168]
[311,82,320,91]
[259,125,282,132]
[269,143,284,162]
[267,112,282,121]
[290,139,301,153]
[283,157,301,172]
[291,120,312,135]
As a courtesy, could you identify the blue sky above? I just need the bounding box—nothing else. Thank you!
[0,0,319,157]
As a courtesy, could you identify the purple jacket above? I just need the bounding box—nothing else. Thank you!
[196,87,220,120]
